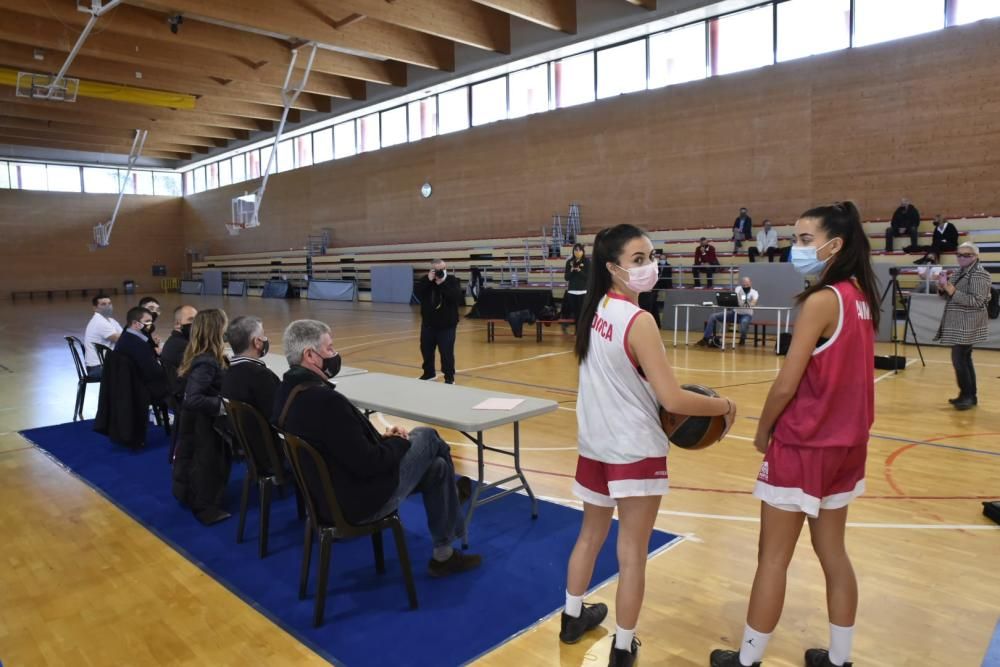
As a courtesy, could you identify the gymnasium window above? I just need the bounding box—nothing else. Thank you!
[472,77,508,126]
[408,98,438,141]
[648,22,707,89]
[597,40,647,99]
[84,167,118,194]
[261,146,276,175]
[710,5,775,76]
[777,0,850,62]
[313,128,334,163]
[277,139,295,172]
[854,0,945,47]
[949,0,1000,24]
[183,170,193,195]
[247,150,261,179]
[153,172,182,196]
[206,162,219,189]
[508,64,550,119]
[554,51,595,109]
[334,121,357,158]
[358,113,381,153]
[0,162,9,189]
[46,165,82,193]
[296,135,313,168]
[219,160,232,187]
[134,170,155,196]
[380,106,408,147]
[438,86,470,134]
[14,163,47,191]
[193,167,206,194]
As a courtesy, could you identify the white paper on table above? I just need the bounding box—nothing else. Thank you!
[473,398,524,410]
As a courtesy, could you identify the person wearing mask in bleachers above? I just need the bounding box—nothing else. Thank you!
[733,207,753,254]
[934,242,992,411]
[914,215,958,265]
[562,243,590,332]
[749,220,780,263]
[83,294,121,379]
[885,197,921,252]
[693,237,720,288]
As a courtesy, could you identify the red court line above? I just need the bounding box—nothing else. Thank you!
[881,432,1000,497]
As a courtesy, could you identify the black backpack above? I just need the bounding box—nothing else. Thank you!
[988,287,999,320]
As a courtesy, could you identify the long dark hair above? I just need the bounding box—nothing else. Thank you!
[575,224,647,362]
[572,243,586,258]
[796,201,880,330]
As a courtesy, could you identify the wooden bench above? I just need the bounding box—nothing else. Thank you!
[484,318,576,342]
[11,287,119,302]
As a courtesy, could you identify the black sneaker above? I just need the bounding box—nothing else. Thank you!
[456,476,473,504]
[559,602,608,644]
[953,397,976,411]
[710,649,761,666]
[949,396,977,406]
[738,336,747,346]
[609,635,640,667]
[444,377,455,385]
[418,373,436,380]
[696,338,709,347]
[804,648,852,667]
[428,550,482,577]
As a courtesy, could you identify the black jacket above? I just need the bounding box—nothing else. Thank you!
[94,349,151,448]
[114,329,168,401]
[160,330,189,402]
[892,204,920,230]
[564,257,590,292]
[273,366,410,524]
[414,275,462,329]
[932,222,959,249]
[222,357,281,475]
[733,215,752,238]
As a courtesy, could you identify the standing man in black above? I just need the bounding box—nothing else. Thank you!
[415,259,462,385]
[732,207,752,254]
[886,197,921,252]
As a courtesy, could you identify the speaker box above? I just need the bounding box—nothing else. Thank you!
[874,354,907,370]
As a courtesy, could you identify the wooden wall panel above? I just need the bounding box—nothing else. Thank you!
[0,191,185,293]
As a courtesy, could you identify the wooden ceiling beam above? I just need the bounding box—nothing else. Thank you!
[0,115,223,148]
[470,0,576,33]
[0,9,354,97]
[136,0,455,70]
[0,126,208,154]
[0,134,187,160]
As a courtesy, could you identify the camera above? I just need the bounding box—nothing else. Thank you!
[434,269,446,279]
[888,266,900,277]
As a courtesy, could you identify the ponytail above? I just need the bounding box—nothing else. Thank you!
[796,201,881,330]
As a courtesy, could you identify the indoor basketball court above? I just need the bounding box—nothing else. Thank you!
[1,1,999,666]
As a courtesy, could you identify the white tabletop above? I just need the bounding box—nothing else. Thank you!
[263,353,367,380]
[332,372,558,432]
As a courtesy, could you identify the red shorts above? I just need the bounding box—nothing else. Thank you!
[572,455,668,507]
[753,441,866,518]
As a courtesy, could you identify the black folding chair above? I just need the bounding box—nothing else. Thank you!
[94,343,112,366]
[65,336,100,421]
[278,430,418,627]
[224,398,304,558]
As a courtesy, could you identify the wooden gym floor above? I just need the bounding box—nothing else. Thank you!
[1,295,997,666]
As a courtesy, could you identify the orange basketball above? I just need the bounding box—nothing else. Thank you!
[659,384,727,450]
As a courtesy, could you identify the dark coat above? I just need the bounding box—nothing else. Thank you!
[114,329,168,401]
[160,330,189,403]
[222,357,281,475]
[273,366,410,524]
[932,222,959,250]
[892,204,920,230]
[172,354,231,512]
[94,349,151,448]
[414,275,463,329]
[733,215,752,239]
[564,257,590,292]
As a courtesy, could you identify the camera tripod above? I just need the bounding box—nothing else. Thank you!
[879,269,925,373]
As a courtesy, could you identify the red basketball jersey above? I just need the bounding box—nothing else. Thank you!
[772,280,875,449]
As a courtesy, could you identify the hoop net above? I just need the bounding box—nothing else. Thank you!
[92,221,111,248]
[231,193,259,235]
[16,72,80,102]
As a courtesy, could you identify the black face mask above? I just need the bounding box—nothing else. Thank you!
[141,322,154,335]
[259,338,270,357]
[321,353,341,379]
[180,323,192,339]
[149,311,159,323]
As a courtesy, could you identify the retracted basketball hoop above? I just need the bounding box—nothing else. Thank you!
[15,72,80,102]
[229,193,259,235]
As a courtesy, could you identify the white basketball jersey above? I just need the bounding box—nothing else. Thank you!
[577,293,669,463]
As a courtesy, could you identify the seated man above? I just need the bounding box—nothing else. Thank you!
[749,220,779,263]
[114,306,169,402]
[223,315,279,420]
[698,277,759,347]
[915,215,958,264]
[138,296,163,353]
[274,319,481,577]
[83,294,122,379]
[160,305,197,404]
[693,237,720,288]
[886,197,920,252]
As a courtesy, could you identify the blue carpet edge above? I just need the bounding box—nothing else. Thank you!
[19,427,683,667]
[984,618,1000,667]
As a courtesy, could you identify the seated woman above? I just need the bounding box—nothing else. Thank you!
[172,309,233,525]
[915,215,958,264]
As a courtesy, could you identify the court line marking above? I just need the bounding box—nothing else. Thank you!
[457,350,573,373]
[874,358,919,383]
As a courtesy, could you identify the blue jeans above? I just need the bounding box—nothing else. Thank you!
[704,312,752,340]
[364,427,464,547]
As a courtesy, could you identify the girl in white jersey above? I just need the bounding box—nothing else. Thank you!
[560,225,737,667]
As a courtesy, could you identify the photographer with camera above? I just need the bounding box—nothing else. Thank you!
[415,259,463,384]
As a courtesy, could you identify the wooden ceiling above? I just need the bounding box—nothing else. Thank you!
[0,0,657,164]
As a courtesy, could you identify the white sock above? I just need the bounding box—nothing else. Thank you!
[828,624,854,666]
[432,545,453,562]
[564,591,583,618]
[614,626,635,651]
[738,624,771,666]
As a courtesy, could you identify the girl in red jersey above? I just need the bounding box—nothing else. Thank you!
[711,202,879,667]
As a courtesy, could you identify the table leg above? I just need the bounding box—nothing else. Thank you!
[673,305,678,347]
[461,430,486,550]
[684,307,690,346]
[512,422,538,519]
[536,321,542,343]
[721,309,727,351]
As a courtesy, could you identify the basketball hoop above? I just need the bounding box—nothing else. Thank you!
[16,72,80,102]
[230,193,259,235]
[225,221,246,236]
[92,221,111,248]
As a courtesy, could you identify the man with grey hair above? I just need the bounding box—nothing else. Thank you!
[273,319,481,577]
[222,315,279,422]
[414,259,462,384]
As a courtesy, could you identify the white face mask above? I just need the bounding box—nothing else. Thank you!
[614,262,658,293]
